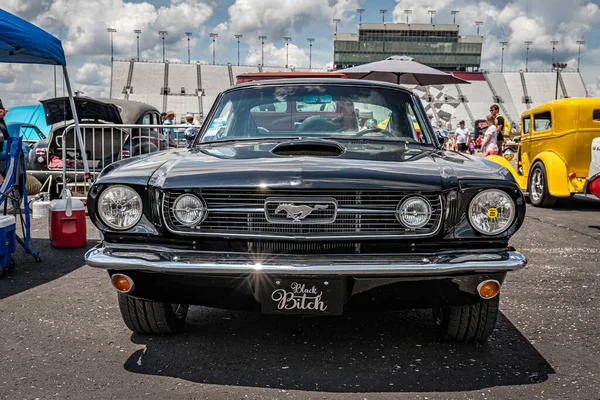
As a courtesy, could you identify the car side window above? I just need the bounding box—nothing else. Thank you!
[593,110,600,121]
[533,111,551,132]
[522,116,531,134]
[142,113,152,125]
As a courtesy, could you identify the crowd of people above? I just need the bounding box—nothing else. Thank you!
[447,103,513,156]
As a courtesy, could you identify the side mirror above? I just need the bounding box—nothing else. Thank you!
[436,131,449,148]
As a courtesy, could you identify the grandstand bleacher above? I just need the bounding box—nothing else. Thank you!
[111,61,591,128]
[561,72,588,98]
[456,73,495,123]
[110,61,130,96]
[524,72,560,105]
[502,72,529,117]
[200,65,231,97]
[127,62,165,111]
[486,73,520,123]
[168,63,198,95]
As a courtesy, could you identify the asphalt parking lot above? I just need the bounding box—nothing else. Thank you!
[0,195,599,400]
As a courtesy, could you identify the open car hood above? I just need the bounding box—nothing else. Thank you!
[41,97,122,125]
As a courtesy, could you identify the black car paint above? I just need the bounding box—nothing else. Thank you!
[88,79,526,313]
[88,140,525,242]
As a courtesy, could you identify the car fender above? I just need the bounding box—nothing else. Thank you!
[485,155,526,190]
[531,151,570,197]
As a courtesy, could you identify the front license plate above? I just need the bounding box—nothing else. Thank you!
[260,278,344,315]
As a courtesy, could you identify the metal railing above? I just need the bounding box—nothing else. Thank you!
[58,123,200,199]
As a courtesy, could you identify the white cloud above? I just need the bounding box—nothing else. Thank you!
[391,0,600,72]
[224,0,359,40]
[3,0,217,61]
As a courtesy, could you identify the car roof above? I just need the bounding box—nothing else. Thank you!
[93,98,159,123]
[523,98,600,117]
[227,78,414,95]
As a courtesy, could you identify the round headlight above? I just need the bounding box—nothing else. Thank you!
[98,185,143,230]
[468,189,516,235]
[173,194,207,226]
[396,196,432,229]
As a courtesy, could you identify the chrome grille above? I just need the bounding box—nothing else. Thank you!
[163,188,443,239]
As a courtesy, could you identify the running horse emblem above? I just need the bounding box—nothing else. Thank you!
[274,203,329,222]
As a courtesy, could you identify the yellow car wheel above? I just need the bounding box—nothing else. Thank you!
[528,162,557,208]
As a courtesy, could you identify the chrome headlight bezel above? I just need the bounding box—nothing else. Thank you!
[97,185,143,231]
[468,189,516,236]
[396,196,432,229]
[172,194,207,226]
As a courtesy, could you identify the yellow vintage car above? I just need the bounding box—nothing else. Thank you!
[487,98,600,207]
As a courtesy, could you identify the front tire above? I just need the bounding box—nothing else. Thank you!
[117,293,188,334]
[433,296,500,343]
[528,162,557,207]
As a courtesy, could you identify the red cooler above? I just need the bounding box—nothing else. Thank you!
[49,195,87,248]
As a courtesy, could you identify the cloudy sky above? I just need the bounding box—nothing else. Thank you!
[1,0,599,107]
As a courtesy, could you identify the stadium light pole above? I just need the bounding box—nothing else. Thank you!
[258,35,267,66]
[576,40,585,72]
[159,31,167,62]
[107,28,116,99]
[550,40,559,64]
[524,41,533,72]
[357,8,365,23]
[404,10,412,24]
[333,18,341,34]
[210,33,218,64]
[234,34,243,66]
[307,38,315,69]
[107,28,116,61]
[134,30,142,61]
[451,10,459,24]
[500,41,508,72]
[429,10,437,24]
[185,32,192,64]
[380,9,388,24]
[553,62,568,100]
[475,21,483,35]
[284,36,292,68]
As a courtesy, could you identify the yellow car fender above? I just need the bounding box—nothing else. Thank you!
[531,152,570,197]
[485,155,526,189]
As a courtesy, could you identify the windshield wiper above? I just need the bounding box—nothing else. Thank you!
[196,136,303,146]
[328,136,434,147]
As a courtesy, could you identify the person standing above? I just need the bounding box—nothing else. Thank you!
[453,120,471,153]
[481,114,499,157]
[489,104,509,152]
[162,111,177,147]
[183,114,198,145]
[0,99,8,142]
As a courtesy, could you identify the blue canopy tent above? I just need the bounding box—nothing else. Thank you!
[0,8,90,183]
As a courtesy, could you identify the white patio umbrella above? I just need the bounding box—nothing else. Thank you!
[336,56,470,86]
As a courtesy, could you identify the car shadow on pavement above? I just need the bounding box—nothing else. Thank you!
[553,195,600,211]
[124,308,554,393]
[0,239,88,300]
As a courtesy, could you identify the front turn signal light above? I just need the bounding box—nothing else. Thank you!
[111,274,134,293]
[477,280,500,299]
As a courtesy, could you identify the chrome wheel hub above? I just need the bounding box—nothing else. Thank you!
[531,168,544,202]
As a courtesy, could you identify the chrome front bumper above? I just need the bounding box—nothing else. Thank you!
[85,243,527,276]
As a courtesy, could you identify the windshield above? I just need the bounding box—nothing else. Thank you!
[197,84,434,145]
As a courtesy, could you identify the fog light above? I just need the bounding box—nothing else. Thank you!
[477,280,500,299]
[111,274,134,293]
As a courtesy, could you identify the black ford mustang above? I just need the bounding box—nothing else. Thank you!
[85,79,526,343]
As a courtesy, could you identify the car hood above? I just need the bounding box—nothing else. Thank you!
[41,97,123,125]
[96,140,512,190]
